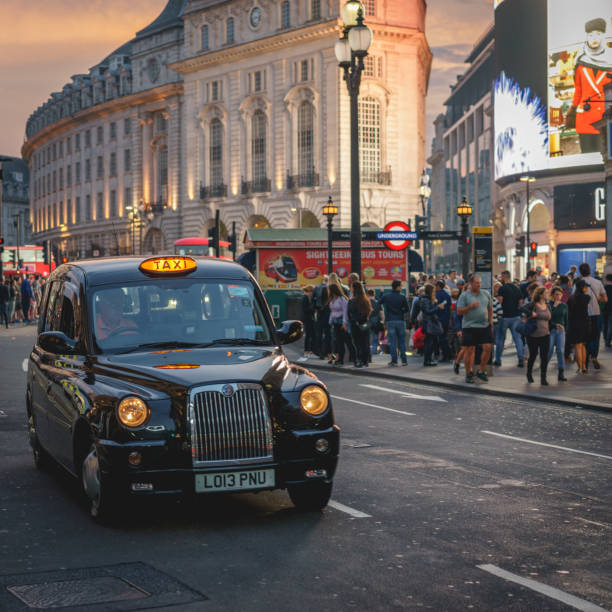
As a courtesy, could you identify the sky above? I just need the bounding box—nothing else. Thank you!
[0,0,493,159]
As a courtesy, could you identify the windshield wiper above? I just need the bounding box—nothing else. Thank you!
[202,338,270,347]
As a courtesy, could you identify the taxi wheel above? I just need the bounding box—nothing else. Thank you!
[81,445,121,524]
[288,481,332,511]
[28,414,51,470]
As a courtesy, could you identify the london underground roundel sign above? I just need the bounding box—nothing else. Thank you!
[381,221,412,251]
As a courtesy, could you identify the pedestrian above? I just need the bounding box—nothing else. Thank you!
[520,270,537,300]
[312,275,331,360]
[456,274,493,383]
[578,263,607,369]
[328,274,355,363]
[20,275,33,324]
[366,288,383,356]
[327,283,349,366]
[548,286,568,381]
[435,280,452,362]
[448,288,461,360]
[524,286,551,385]
[420,283,445,366]
[377,279,409,367]
[494,270,525,367]
[492,282,504,361]
[558,275,571,303]
[348,281,372,368]
[604,273,612,348]
[567,279,590,374]
[0,279,10,329]
[7,278,17,323]
[446,270,458,290]
[301,285,315,357]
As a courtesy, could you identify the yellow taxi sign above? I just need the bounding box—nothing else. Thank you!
[139,256,197,275]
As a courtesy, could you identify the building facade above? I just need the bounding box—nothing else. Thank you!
[23,0,431,258]
[0,157,31,246]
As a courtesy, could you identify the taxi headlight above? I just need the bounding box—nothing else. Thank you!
[300,386,329,416]
[117,397,149,428]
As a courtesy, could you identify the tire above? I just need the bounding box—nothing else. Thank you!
[28,414,52,471]
[81,445,121,524]
[288,480,333,511]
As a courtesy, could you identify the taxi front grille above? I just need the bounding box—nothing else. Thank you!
[190,384,273,466]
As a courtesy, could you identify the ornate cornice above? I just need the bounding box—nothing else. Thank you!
[21,82,183,160]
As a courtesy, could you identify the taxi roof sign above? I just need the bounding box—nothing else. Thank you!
[139,256,197,275]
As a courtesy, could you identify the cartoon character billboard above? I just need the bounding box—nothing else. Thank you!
[257,248,407,289]
[494,0,611,179]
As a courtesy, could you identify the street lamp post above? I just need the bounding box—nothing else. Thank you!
[335,0,373,277]
[323,196,338,275]
[419,171,432,271]
[520,175,535,277]
[457,196,473,281]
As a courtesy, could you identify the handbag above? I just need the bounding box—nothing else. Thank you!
[424,316,444,336]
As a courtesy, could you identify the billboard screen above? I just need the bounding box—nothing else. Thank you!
[494,0,612,180]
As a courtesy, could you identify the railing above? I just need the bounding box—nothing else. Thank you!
[241,178,271,195]
[361,166,392,186]
[200,183,227,199]
[287,172,319,190]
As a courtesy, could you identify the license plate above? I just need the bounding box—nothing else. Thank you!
[195,469,275,493]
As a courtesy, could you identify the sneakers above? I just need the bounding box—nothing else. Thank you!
[453,361,460,375]
[401,361,408,367]
[465,372,475,384]
[592,358,601,370]
[388,361,398,367]
[517,359,523,368]
[476,370,488,382]
[493,361,501,367]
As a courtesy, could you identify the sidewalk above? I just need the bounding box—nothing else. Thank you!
[284,339,612,412]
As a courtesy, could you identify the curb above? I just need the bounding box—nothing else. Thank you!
[295,359,612,414]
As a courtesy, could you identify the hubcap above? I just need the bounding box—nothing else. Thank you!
[82,448,101,502]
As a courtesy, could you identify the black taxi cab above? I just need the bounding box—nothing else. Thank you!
[27,255,339,522]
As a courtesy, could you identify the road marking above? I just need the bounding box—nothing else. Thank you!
[481,431,612,461]
[22,359,28,372]
[360,383,447,403]
[330,395,415,416]
[329,500,371,518]
[477,564,609,612]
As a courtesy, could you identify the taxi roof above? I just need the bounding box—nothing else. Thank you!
[56,256,252,287]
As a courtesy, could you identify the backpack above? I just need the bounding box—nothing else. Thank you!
[312,284,327,310]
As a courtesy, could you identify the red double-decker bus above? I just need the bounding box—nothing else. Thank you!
[1,245,55,277]
[174,237,231,259]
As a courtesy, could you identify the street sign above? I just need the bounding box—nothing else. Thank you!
[418,231,460,240]
[473,226,493,292]
[332,230,380,241]
[380,221,413,250]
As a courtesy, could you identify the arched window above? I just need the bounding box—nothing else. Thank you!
[358,96,381,182]
[281,1,290,28]
[209,119,223,189]
[297,101,314,186]
[251,111,267,191]
[226,17,235,44]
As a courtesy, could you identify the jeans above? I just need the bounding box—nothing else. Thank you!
[495,316,524,362]
[303,318,315,352]
[315,309,331,357]
[0,303,8,327]
[586,314,602,359]
[548,327,565,371]
[21,296,31,322]
[331,323,347,362]
[369,329,379,355]
[387,320,407,364]
[424,333,436,364]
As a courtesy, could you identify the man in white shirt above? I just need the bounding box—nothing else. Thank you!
[578,262,607,368]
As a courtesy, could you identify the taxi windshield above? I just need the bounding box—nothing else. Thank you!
[91,279,272,353]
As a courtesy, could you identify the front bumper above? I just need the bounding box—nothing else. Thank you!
[97,425,340,496]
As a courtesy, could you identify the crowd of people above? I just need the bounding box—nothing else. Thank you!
[0,274,46,328]
[300,263,612,386]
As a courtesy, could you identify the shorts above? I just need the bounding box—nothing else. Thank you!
[461,326,493,347]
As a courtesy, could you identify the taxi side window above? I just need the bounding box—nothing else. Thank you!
[59,297,76,339]
[44,282,62,333]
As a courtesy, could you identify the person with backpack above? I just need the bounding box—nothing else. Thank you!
[348,281,373,368]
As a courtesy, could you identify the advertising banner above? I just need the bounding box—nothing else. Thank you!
[257,247,407,289]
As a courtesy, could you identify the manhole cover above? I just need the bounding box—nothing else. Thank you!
[0,562,206,611]
[8,577,148,608]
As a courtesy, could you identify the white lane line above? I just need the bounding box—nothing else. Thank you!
[477,564,609,612]
[360,383,447,403]
[330,395,415,416]
[328,500,371,518]
[481,431,612,461]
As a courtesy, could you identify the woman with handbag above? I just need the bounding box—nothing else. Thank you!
[327,283,349,366]
[525,286,551,385]
[420,283,445,366]
[567,279,590,374]
[348,281,373,368]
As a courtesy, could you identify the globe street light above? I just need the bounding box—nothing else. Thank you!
[335,0,372,278]
[520,175,535,277]
[457,196,473,281]
[323,196,338,275]
[419,171,431,271]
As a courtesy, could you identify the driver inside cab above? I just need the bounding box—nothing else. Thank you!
[95,288,138,341]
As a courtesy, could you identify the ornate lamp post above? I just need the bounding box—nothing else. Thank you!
[418,171,432,271]
[334,0,373,277]
[457,196,473,281]
[520,175,535,277]
[323,196,338,275]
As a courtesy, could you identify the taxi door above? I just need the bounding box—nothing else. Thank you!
[41,282,84,469]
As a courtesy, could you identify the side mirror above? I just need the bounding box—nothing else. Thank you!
[276,320,303,345]
[38,331,79,355]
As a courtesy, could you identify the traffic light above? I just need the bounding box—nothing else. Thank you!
[529,241,537,259]
[207,225,218,256]
[515,235,525,258]
[414,215,426,249]
[10,250,16,266]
